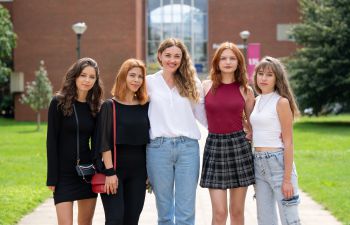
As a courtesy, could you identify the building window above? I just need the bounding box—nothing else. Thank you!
[277,24,296,42]
[146,0,208,75]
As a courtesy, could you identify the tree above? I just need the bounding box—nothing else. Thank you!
[21,61,53,131]
[287,0,350,115]
[0,4,17,117]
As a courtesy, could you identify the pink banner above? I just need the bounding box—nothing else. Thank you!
[247,43,261,82]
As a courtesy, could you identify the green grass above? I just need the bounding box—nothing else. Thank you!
[294,114,350,225]
[0,118,51,225]
[0,115,349,224]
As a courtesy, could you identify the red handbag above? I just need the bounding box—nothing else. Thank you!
[91,173,107,193]
[91,99,117,194]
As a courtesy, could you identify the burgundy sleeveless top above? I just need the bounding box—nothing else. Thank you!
[205,82,244,134]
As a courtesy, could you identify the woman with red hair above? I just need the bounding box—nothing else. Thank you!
[94,58,149,225]
[200,42,255,225]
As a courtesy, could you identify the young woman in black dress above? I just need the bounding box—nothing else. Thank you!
[94,58,149,225]
[46,57,103,225]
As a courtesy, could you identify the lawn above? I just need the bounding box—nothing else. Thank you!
[0,118,51,225]
[0,115,349,224]
[294,114,350,225]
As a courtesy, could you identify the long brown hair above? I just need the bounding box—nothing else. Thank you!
[253,56,300,117]
[157,38,199,102]
[56,57,103,117]
[210,42,249,93]
[111,58,148,105]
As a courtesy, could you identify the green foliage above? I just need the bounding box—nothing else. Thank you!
[287,0,350,115]
[0,4,17,117]
[20,61,53,130]
[0,118,51,225]
[0,4,16,82]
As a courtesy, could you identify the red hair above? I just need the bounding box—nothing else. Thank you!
[210,42,249,93]
[111,58,148,105]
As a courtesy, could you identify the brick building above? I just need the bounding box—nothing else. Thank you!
[1,0,299,121]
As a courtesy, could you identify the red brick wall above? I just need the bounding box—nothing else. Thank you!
[11,0,299,121]
[208,0,299,64]
[12,0,145,121]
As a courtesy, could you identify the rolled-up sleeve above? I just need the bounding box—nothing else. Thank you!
[192,77,208,128]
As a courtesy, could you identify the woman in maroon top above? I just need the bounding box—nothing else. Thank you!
[200,42,255,225]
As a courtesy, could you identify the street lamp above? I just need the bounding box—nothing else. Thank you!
[72,22,87,59]
[239,30,250,63]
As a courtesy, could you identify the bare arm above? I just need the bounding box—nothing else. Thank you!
[242,86,255,140]
[102,150,118,195]
[277,97,294,199]
[202,79,212,96]
[192,77,208,128]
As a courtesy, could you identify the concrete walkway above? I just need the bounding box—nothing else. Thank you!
[17,126,343,225]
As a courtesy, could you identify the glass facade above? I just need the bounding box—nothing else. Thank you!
[146,0,208,75]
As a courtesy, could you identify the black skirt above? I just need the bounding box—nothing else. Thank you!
[53,174,97,205]
[200,130,255,189]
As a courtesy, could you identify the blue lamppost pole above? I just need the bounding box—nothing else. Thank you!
[239,30,250,64]
[72,22,87,59]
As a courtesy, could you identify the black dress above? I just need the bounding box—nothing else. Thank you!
[46,97,97,205]
[94,99,150,225]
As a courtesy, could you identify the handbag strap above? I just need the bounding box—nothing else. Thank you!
[111,99,117,170]
[73,103,80,165]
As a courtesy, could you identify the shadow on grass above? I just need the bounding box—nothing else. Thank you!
[0,118,46,128]
[17,129,40,133]
[296,121,350,127]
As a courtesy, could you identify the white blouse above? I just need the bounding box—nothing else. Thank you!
[146,70,207,140]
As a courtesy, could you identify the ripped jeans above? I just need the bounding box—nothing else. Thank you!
[254,150,301,225]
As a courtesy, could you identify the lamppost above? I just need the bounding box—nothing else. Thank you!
[72,22,87,59]
[239,30,250,63]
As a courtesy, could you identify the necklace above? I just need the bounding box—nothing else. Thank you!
[257,92,275,112]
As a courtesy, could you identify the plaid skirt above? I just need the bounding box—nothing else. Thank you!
[200,130,255,189]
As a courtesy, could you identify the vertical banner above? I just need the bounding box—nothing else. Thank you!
[247,43,261,82]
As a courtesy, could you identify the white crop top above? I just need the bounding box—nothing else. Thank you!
[250,92,284,148]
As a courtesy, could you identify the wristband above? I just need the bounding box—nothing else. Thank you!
[104,168,116,176]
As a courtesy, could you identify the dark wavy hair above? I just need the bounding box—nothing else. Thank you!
[56,57,104,117]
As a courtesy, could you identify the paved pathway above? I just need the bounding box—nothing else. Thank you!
[17,125,343,225]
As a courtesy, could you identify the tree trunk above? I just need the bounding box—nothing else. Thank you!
[36,111,41,131]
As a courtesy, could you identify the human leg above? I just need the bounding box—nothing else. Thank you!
[123,168,147,225]
[77,198,97,225]
[55,202,73,225]
[209,189,228,225]
[269,156,301,225]
[100,176,125,225]
[228,187,247,225]
[174,138,200,225]
[254,152,279,225]
[146,138,175,225]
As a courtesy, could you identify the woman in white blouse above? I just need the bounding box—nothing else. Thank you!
[146,38,206,225]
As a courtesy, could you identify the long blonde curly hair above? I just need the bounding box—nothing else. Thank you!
[157,38,199,103]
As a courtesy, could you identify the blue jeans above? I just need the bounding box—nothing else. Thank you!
[146,136,200,225]
[254,150,301,225]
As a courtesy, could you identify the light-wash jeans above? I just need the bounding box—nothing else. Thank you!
[146,136,200,225]
[254,150,301,225]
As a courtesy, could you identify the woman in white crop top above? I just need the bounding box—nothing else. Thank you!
[250,56,301,225]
